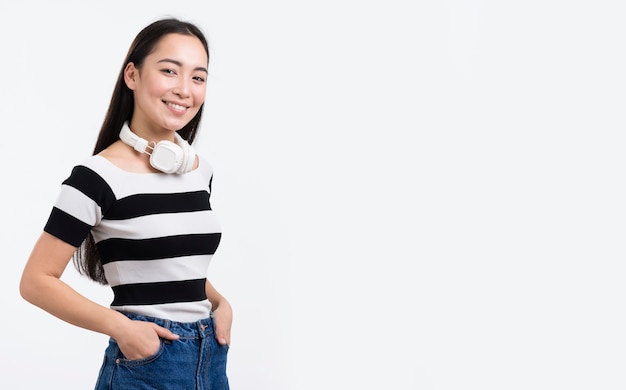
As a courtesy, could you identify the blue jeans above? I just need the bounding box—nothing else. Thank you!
[95,312,229,390]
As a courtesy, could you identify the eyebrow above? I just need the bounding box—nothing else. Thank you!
[157,58,208,73]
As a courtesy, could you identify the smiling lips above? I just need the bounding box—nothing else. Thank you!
[165,101,188,114]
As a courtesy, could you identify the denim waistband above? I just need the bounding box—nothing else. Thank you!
[119,311,214,339]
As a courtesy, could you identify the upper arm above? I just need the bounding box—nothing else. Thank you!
[21,231,78,281]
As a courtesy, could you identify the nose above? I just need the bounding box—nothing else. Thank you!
[172,78,190,98]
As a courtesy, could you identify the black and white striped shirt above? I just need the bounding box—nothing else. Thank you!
[44,155,221,322]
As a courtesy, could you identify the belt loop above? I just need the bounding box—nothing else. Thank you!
[197,321,206,339]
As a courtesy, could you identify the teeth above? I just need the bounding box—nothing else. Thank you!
[167,102,187,111]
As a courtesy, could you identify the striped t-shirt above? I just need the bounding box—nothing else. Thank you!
[44,155,221,322]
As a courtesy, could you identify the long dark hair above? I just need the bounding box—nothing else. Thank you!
[74,18,210,284]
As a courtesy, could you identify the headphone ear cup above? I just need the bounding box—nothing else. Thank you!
[185,145,197,173]
[174,134,196,174]
[150,140,184,174]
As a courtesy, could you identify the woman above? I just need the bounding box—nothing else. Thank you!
[19,18,231,389]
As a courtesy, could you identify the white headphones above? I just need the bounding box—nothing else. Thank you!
[119,122,196,174]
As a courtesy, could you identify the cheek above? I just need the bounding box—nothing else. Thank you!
[141,75,171,97]
[192,87,207,106]
[152,81,174,97]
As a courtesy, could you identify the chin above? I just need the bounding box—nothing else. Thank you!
[163,119,192,131]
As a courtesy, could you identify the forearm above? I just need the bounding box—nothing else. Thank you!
[205,279,232,345]
[205,279,230,312]
[20,272,130,340]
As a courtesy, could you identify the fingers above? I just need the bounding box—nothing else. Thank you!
[212,312,232,345]
[216,333,229,346]
[153,324,180,341]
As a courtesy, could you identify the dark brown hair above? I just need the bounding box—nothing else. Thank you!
[74,18,210,284]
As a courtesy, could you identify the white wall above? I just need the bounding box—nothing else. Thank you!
[1,0,625,389]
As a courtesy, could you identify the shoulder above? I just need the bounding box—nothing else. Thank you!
[63,155,109,181]
[58,156,117,209]
[64,155,118,184]
[78,154,113,172]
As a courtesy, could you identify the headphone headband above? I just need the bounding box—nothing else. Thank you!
[119,122,196,174]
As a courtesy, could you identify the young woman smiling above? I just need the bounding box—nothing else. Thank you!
[20,18,232,389]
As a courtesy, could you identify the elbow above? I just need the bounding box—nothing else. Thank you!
[19,271,40,305]
[19,273,33,303]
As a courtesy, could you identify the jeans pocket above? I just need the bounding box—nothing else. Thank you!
[116,339,166,367]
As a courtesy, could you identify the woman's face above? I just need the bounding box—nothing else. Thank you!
[125,33,208,136]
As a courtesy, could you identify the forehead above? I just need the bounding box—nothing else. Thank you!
[149,33,208,67]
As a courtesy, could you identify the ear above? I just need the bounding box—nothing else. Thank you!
[124,62,138,90]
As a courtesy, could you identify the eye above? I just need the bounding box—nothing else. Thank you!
[193,75,206,83]
[161,68,177,75]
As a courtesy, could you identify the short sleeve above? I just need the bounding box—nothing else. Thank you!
[44,164,115,247]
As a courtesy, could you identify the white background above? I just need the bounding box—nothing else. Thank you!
[1,0,625,389]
